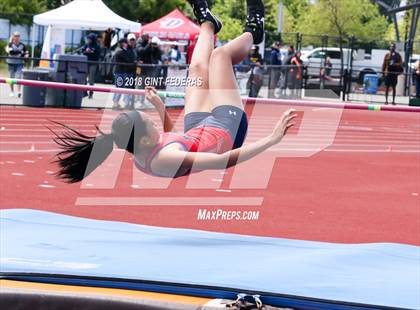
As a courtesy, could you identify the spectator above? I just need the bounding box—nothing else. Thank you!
[320,56,334,81]
[168,45,182,64]
[289,50,303,97]
[137,36,162,103]
[136,33,150,58]
[139,36,162,66]
[5,31,28,98]
[112,38,137,110]
[102,28,114,49]
[415,60,420,98]
[283,45,295,67]
[127,33,138,60]
[187,36,198,65]
[127,33,141,104]
[282,44,295,93]
[96,35,106,61]
[323,57,333,78]
[81,33,101,99]
[268,41,282,98]
[95,34,107,83]
[382,43,402,105]
[248,45,264,98]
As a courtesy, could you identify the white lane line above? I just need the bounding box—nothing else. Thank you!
[267,148,420,153]
[0,111,107,117]
[246,138,420,144]
[215,189,232,193]
[23,160,35,163]
[0,124,102,127]
[0,129,97,133]
[0,116,107,120]
[75,196,262,206]
[0,149,61,153]
[11,172,24,176]
[312,107,333,111]
[39,184,55,188]
[0,142,56,145]
[324,149,420,153]
[261,143,420,148]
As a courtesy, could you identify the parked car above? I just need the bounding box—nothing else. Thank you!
[301,47,390,84]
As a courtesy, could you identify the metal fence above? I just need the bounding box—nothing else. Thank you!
[0,54,417,107]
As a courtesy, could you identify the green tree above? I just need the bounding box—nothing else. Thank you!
[45,0,72,10]
[211,0,279,41]
[211,0,246,41]
[298,0,388,43]
[0,0,46,25]
[103,0,189,23]
[282,0,309,32]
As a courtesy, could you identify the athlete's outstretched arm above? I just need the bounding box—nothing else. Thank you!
[145,87,174,132]
[157,109,296,171]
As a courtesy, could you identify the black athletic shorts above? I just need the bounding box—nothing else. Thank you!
[184,105,248,149]
[385,73,398,87]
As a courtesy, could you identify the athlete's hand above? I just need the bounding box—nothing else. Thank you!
[145,86,164,108]
[269,109,297,145]
[145,86,159,101]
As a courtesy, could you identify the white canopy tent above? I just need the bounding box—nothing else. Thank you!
[33,0,140,31]
[31,0,141,60]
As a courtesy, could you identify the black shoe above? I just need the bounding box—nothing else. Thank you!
[188,0,222,34]
[244,0,265,44]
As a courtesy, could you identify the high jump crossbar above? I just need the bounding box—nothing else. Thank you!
[1,77,420,113]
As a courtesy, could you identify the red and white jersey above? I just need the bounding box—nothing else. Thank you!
[134,127,233,177]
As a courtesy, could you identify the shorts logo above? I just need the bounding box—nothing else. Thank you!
[229,110,237,116]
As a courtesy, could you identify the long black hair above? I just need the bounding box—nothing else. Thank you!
[51,111,146,183]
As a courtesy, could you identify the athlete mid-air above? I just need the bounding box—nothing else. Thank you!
[53,0,296,182]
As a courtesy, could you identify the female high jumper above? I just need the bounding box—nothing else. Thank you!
[54,0,296,182]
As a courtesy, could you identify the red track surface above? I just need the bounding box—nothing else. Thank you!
[1,104,419,245]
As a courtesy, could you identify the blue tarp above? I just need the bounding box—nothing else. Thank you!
[1,209,419,309]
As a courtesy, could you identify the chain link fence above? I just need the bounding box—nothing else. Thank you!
[1,31,420,108]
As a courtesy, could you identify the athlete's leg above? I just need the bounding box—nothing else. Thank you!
[184,0,222,114]
[208,33,254,110]
[184,22,214,114]
[385,85,389,104]
[208,0,264,110]
[392,84,396,104]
